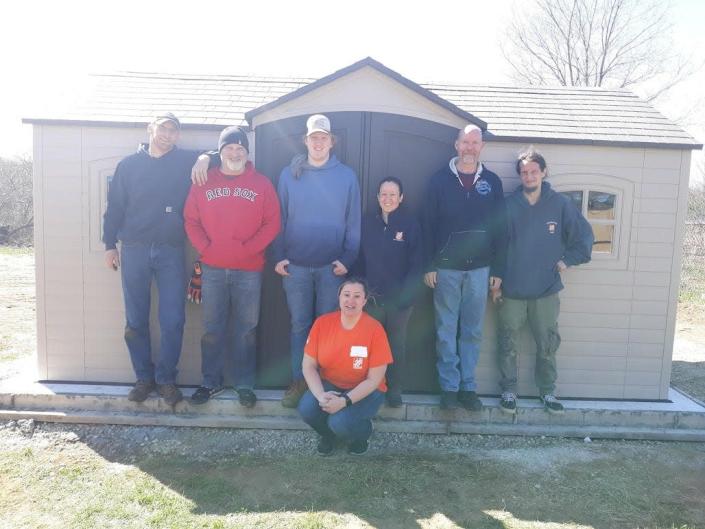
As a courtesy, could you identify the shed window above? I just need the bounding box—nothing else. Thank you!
[560,190,618,255]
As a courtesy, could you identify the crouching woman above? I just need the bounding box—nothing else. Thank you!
[297,278,392,455]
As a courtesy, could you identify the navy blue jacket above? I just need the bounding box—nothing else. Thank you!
[103,145,200,249]
[355,207,423,310]
[422,160,507,276]
[502,181,594,299]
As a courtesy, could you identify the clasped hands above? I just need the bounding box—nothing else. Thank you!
[317,391,347,414]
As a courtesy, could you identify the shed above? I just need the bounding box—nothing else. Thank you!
[23,57,701,400]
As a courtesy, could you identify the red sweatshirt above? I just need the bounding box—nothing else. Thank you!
[184,163,281,271]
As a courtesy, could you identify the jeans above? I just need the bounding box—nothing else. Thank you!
[434,267,489,392]
[120,242,186,385]
[282,264,342,381]
[200,265,262,389]
[297,381,385,442]
[497,294,561,395]
[366,302,412,395]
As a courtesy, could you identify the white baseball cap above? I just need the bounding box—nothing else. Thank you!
[306,114,331,136]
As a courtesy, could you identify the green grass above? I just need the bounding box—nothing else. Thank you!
[1,442,704,529]
[0,246,33,256]
[679,256,705,306]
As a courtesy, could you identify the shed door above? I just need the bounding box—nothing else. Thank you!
[255,112,456,392]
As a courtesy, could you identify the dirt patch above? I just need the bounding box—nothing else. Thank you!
[0,250,35,382]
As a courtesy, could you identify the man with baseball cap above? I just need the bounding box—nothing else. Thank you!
[184,126,281,407]
[273,113,361,408]
[103,112,210,406]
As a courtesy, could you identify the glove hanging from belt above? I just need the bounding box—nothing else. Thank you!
[186,260,203,304]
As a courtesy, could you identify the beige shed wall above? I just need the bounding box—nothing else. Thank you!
[34,124,222,383]
[33,124,689,400]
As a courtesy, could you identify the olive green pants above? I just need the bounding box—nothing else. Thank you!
[496,293,561,395]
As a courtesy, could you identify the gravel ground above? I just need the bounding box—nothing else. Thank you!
[0,417,681,466]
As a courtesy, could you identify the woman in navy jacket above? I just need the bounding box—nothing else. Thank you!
[356,177,423,407]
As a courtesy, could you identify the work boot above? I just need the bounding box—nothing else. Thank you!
[127,380,155,403]
[157,383,183,406]
[386,388,403,408]
[458,390,483,412]
[237,388,257,408]
[281,379,308,408]
[440,391,459,410]
[317,435,335,456]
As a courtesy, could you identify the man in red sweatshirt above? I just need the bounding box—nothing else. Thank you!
[184,126,281,407]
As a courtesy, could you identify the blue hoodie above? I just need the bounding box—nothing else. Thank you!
[502,181,594,299]
[272,154,361,268]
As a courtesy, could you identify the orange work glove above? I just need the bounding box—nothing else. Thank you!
[186,261,203,304]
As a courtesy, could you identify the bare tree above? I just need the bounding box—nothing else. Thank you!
[502,0,696,102]
[0,156,33,246]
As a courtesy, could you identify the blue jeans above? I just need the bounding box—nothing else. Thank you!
[200,265,261,389]
[434,267,489,392]
[282,264,342,381]
[298,381,385,442]
[120,242,186,385]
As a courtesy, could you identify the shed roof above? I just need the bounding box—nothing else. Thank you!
[24,58,701,149]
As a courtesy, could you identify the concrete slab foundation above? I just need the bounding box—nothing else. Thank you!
[1,378,704,441]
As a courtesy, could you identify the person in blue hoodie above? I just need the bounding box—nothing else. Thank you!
[355,177,423,407]
[494,148,593,416]
[273,114,361,408]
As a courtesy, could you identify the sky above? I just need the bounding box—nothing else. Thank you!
[3,0,704,182]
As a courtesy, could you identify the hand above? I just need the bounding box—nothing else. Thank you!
[105,249,120,270]
[186,261,203,304]
[320,395,346,414]
[556,260,567,273]
[424,271,437,289]
[491,287,503,304]
[489,276,502,290]
[316,391,340,406]
[332,260,348,276]
[191,155,211,186]
[275,259,290,276]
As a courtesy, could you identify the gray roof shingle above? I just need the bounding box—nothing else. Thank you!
[24,63,701,149]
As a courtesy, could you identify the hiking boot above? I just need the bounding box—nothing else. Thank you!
[386,389,403,408]
[348,439,369,455]
[458,390,483,412]
[317,435,335,456]
[127,380,155,402]
[440,391,459,410]
[499,392,518,415]
[540,394,565,415]
[157,383,183,406]
[281,379,308,408]
[190,386,224,405]
[237,388,257,408]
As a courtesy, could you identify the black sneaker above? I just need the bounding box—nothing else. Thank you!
[458,390,483,411]
[499,392,518,415]
[540,394,565,415]
[348,439,369,455]
[157,384,183,406]
[386,390,403,408]
[190,386,224,405]
[237,388,257,408]
[317,435,335,456]
[127,380,155,402]
[440,391,459,410]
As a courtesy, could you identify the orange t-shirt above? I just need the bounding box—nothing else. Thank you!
[304,311,393,392]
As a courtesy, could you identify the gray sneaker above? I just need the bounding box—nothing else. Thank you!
[158,384,183,406]
[540,394,564,415]
[499,392,518,415]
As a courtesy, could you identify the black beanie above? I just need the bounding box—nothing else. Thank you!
[218,126,249,153]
